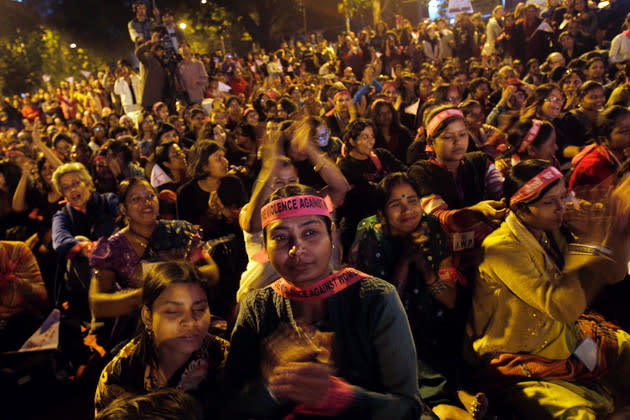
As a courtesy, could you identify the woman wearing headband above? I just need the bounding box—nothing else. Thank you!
[409,105,506,271]
[225,184,433,419]
[495,119,559,176]
[465,159,630,419]
[570,106,630,197]
[349,172,488,420]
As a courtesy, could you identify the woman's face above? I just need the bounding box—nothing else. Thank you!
[541,89,565,120]
[142,118,155,133]
[607,114,630,154]
[383,85,397,100]
[158,130,179,146]
[227,100,242,118]
[165,144,187,173]
[562,74,582,95]
[157,106,169,121]
[204,149,229,178]
[55,140,72,160]
[271,165,299,190]
[350,126,375,158]
[245,111,259,125]
[518,181,567,232]
[383,182,422,237]
[586,61,605,81]
[580,87,606,112]
[465,104,485,129]
[123,181,159,226]
[266,215,332,286]
[58,171,92,208]
[212,125,227,146]
[530,129,559,161]
[144,283,210,358]
[433,120,469,164]
[375,104,394,128]
[40,160,54,185]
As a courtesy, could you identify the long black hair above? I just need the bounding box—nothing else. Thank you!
[136,261,210,377]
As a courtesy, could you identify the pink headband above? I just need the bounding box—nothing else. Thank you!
[517,120,542,154]
[261,195,330,229]
[334,91,351,102]
[426,109,464,137]
[510,166,563,206]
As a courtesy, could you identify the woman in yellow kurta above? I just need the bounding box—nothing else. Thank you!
[465,159,630,419]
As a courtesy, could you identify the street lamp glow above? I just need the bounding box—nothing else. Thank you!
[201,0,207,3]
[179,22,187,29]
[69,43,77,49]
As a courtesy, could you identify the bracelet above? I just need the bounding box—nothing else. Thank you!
[426,278,447,297]
[313,158,328,172]
[567,243,613,258]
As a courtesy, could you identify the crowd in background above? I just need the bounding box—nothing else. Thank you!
[2,0,630,418]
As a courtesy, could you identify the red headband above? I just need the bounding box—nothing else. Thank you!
[261,195,330,229]
[510,166,563,206]
[334,91,351,102]
[517,120,542,154]
[426,109,464,137]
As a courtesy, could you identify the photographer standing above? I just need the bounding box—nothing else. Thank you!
[128,1,158,46]
[135,29,177,112]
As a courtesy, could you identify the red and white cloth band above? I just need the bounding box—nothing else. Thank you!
[261,195,331,229]
[510,166,563,206]
[426,109,464,137]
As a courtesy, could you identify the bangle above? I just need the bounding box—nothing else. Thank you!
[568,243,613,258]
[426,278,447,297]
[314,158,328,172]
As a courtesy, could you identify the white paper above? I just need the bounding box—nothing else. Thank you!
[573,337,598,372]
[19,309,60,352]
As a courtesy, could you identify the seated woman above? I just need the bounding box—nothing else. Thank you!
[176,140,229,226]
[495,119,559,177]
[337,118,407,257]
[52,162,118,321]
[570,106,630,198]
[349,172,485,420]
[151,141,188,219]
[89,177,219,348]
[225,184,435,419]
[466,159,630,419]
[237,120,349,302]
[409,105,506,272]
[94,261,228,417]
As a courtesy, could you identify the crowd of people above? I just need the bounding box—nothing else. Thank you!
[2,0,630,418]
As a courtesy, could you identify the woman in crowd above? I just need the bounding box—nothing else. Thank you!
[51,162,118,320]
[237,119,349,302]
[496,119,559,176]
[557,81,606,161]
[225,184,435,419]
[459,99,502,157]
[409,105,506,272]
[176,140,229,225]
[349,172,486,420]
[151,141,188,193]
[137,113,157,157]
[560,69,584,112]
[94,261,228,417]
[570,105,630,195]
[89,177,219,348]
[370,99,413,162]
[520,83,565,125]
[466,159,630,419]
[337,118,407,256]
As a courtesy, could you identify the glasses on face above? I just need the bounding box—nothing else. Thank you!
[545,96,565,104]
[358,132,374,141]
[60,179,83,193]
